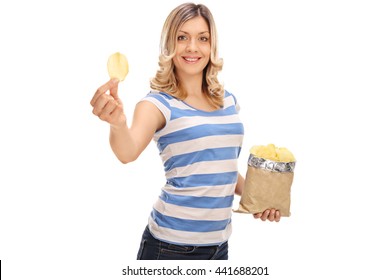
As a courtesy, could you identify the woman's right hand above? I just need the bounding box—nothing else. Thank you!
[90,79,126,128]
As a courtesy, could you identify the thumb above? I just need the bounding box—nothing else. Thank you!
[109,78,120,100]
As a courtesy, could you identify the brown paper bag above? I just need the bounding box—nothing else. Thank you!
[235,154,295,217]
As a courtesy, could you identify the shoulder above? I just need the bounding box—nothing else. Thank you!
[223,89,239,106]
[223,90,240,112]
[224,90,238,104]
[143,90,173,106]
[140,90,173,122]
[142,90,177,110]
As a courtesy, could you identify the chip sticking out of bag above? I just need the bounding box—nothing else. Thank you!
[107,52,129,81]
[250,144,295,162]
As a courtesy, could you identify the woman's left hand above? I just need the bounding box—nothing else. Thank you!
[253,208,281,222]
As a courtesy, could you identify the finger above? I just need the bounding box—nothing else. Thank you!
[109,104,123,121]
[90,79,118,106]
[92,95,109,116]
[110,79,120,100]
[275,210,281,222]
[253,213,262,219]
[99,99,118,120]
[91,80,111,106]
[261,210,270,221]
[92,94,115,116]
[268,209,276,222]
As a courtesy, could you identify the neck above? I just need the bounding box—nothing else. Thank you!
[178,73,204,97]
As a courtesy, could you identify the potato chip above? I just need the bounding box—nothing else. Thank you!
[276,147,296,162]
[250,144,295,162]
[107,52,129,81]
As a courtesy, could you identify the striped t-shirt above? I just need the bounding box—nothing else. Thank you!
[142,90,244,246]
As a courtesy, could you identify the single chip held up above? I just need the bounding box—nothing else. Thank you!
[107,52,129,81]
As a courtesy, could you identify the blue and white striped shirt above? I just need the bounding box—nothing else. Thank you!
[142,90,244,246]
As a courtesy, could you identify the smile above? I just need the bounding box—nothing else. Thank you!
[182,56,201,63]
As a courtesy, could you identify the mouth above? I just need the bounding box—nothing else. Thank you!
[182,56,201,63]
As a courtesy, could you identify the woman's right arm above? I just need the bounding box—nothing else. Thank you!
[90,79,165,164]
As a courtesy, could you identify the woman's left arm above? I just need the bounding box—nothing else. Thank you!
[234,173,245,196]
[235,172,281,222]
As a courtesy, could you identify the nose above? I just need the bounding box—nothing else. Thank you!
[185,38,198,52]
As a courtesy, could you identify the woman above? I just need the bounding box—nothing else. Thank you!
[90,3,280,260]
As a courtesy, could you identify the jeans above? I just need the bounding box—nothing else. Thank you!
[136,226,228,260]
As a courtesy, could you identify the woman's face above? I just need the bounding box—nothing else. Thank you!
[173,16,211,80]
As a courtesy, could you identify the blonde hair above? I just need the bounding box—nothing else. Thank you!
[150,3,224,108]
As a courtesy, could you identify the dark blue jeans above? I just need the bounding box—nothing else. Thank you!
[136,226,228,260]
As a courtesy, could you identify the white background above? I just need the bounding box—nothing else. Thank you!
[1,0,389,279]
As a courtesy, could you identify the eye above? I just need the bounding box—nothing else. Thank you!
[199,36,209,42]
[178,35,187,41]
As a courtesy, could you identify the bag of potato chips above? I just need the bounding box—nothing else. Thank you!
[235,144,296,217]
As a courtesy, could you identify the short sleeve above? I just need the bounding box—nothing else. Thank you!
[141,91,171,123]
[226,90,240,113]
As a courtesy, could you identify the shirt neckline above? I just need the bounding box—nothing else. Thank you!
[180,99,224,113]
